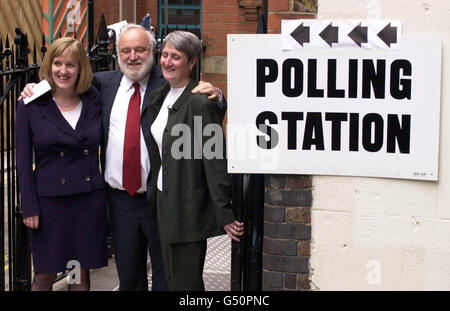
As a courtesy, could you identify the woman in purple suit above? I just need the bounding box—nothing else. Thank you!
[16,37,107,291]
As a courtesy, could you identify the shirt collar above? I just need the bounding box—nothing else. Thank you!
[121,74,150,92]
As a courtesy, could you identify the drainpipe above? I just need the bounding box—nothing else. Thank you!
[164,0,168,36]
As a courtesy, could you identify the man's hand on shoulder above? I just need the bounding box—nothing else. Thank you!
[191,80,223,102]
[18,83,37,101]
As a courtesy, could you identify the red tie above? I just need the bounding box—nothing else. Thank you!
[123,82,142,195]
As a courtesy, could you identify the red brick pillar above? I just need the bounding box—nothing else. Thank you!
[263,175,312,290]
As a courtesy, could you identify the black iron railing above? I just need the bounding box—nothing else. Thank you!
[0,27,40,291]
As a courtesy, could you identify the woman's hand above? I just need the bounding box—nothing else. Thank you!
[224,220,244,242]
[17,83,36,101]
[23,215,39,229]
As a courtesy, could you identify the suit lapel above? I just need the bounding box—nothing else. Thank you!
[160,81,196,162]
[142,66,166,154]
[101,72,122,147]
[148,81,170,124]
[40,96,81,140]
[39,89,100,143]
[142,66,165,114]
[103,72,122,112]
[147,82,170,175]
[75,88,101,138]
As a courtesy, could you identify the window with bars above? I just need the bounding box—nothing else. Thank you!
[158,0,202,39]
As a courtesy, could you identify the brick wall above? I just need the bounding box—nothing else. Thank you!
[262,0,316,291]
[92,0,158,38]
[263,175,312,290]
[201,0,260,97]
[268,0,316,33]
[136,0,158,29]
[92,0,119,36]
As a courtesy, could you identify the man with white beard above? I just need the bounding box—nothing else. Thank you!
[92,24,224,291]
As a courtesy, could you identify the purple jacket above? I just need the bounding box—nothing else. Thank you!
[16,86,104,218]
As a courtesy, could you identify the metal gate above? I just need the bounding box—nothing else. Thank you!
[0,13,116,291]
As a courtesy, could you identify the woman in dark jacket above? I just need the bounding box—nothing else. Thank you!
[148,31,244,290]
[16,37,107,291]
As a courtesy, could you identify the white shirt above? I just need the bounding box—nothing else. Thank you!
[61,101,82,129]
[150,87,186,191]
[104,75,150,192]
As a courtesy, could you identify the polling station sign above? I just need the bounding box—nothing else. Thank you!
[226,34,441,180]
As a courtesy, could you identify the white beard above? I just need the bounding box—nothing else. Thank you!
[118,54,154,82]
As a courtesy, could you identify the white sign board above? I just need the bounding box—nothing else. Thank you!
[227,34,441,180]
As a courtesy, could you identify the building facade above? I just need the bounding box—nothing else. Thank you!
[5,0,448,291]
[92,0,316,96]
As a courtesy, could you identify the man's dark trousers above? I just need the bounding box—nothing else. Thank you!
[107,186,167,291]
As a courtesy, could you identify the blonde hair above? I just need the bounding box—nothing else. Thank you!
[39,37,92,94]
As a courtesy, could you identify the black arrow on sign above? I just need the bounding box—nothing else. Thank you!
[319,23,339,47]
[377,23,398,47]
[290,22,310,47]
[348,23,368,47]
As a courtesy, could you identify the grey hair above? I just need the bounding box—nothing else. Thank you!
[116,23,157,52]
[162,31,201,61]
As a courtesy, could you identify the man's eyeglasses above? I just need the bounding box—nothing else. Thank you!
[119,48,148,55]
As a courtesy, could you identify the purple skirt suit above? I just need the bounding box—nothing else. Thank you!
[16,86,108,273]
